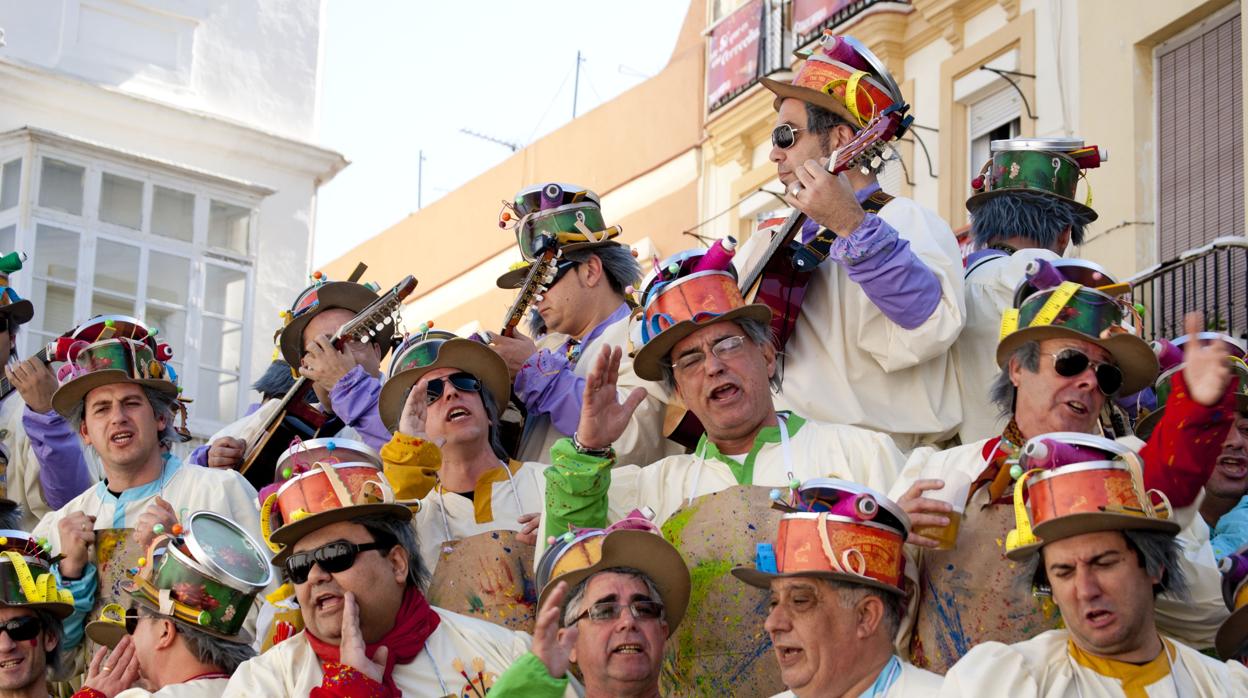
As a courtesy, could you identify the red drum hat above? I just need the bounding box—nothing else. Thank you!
[1005,433,1178,561]
[272,437,380,486]
[49,315,182,418]
[733,479,909,595]
[276,270,396,369]
[1135,334,1248,440]
[0,252,34,326]
[377,330,511,432]
[0,531,73,619]
[631,247,771,382]
[967,137,1108,222]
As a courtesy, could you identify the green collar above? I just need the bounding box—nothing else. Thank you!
[695,412,807,485]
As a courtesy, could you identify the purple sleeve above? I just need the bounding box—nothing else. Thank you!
[513,349,585,437]
[829,213,943,330]
[22,407,92,509]
[189,444,210,466]
[329,365,390,450]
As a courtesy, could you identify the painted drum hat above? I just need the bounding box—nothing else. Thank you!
[0,531,74,619]
[0,252,34,326]
[276,271,396,369]
[87,511,273,647]
[1135,333,1248,439]
[967,137,1107,222]
[49,315,182,418]
[377,331,511,432]
[1216,547,1248,658]
[732,479,909,596]
[760,32,905,132]
[499,183,622,265]
[536,513,691,633]
[1010,258,1122,309]
[631,247,771,382]
[1005,432,1178,561]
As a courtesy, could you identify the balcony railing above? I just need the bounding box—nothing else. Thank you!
[1127,236,1248,342]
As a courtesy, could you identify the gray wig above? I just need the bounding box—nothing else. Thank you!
[1028,529,1188,601]
[351,512,427,590]
[821,578,903,640]
[138,606,256,674]
[563,245,642,297]
[989,340,1042,418]
[971,190,1088,250]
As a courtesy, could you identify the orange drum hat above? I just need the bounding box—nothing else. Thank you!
[733,479,910,596]
[1005,433,1178,561]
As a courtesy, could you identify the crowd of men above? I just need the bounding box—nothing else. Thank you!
[0,30,1246,698]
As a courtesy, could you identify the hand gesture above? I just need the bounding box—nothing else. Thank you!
[574,346,646,450]
[300,335,358,393]
[206,436,247,470]
[340,592,387,684]
[398,383,429,438]
[133,497,178,548]
[782,159,866,236]
[82,635,141,698]
[531,581,578,679]
[896,479,952,549]
[515,513,540,546]
[57,511,96,579]
[1180,312,1233,406]
[7,357,58,414]
[486,330,539,379]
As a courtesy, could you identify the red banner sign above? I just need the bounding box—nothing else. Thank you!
[707,0,763,111]
[793,0,854,38]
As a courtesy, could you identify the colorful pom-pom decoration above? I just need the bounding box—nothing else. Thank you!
[152,524,165,535]
[171,524,183,536]
[1009,464,1024,480]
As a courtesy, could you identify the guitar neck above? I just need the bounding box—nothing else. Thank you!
[738,207,807,295]
[0,347,50,402]
[499,251,556,336]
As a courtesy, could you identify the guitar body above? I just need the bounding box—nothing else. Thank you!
[750,238,814,354]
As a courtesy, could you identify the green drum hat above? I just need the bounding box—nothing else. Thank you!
[498,183,622,263]
[377,332,511,431]
[967,137,1107,222]
[0,252,34,326]
[0,531,73,619]
[49,315,182,418]
[276,270,396,369]
[996,281,1158,395]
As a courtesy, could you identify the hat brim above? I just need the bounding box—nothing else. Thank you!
[52,371,178,418]
[537,530,691,633]
[966,188,1098,223]
[730,566,904,596]
[85,619,127,649]
[996,327,1159,396]
[496,267,531,290]
[0,300,34,326]
[633,304,773,382]
[1216,605,1248,659]
[760,77,862,126]
[0,599,74,621]
[123,587,257,645]
[378,339,512,431]
[268,503,414,549]
[279,282,395,368]
[1004,512,1181,561]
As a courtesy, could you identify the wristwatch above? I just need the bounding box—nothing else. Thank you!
[572,432,614,458]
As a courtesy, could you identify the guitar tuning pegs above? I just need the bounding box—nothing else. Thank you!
[870,156,882,169]
[533,294,544,302]
[860,165,871,175]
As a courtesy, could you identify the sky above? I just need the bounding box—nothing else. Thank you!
[312,0,693,268]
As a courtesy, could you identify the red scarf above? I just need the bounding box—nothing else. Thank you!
[307,586,441,694]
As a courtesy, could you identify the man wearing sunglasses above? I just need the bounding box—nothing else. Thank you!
[733,33,964,453]
[0,533,75,698]
[892,303,1238,674]
[486,183,677,466]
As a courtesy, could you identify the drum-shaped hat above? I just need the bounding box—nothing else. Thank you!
[0,252,34,326]
[378,334,510,432]
[1135,336,1248,440]
[276,275,395,369]
[50,315,180,417]
[272,437,381,485]
[761,32,903,130]
[500,183,622,263]
[967,137,1106,222]
[0,531,74,619]
[1011,258,1121,309]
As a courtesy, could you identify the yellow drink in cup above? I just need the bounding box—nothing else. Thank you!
[912,507,964,550]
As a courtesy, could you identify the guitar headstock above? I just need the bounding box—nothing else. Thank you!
[829,107,911,176]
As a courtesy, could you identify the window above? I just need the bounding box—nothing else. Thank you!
[0,159,19,211]
[38,159,85,215]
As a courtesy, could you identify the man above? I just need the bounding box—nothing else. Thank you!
[940,434,1248,695]
[194,272,395,470]
[31,316,261,658]
[224,464,557,697]
[731,481,941,697]
[489,515,689,697]
[893,305,1236,673]
[1218,544,1248,663]
[0,251,92,530]
[486,183,676,465]
[378,331,545,571]
[0,532,76,698]
[739,32,965,451]
[955,138,1108,442]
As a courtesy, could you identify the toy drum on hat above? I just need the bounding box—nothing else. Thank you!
[273,438,380,484]
[0,531,73,617]
[426,530,537,633]
[659,485,784,698]
[265,462,410,555]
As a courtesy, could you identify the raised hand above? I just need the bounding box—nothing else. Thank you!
[300,335,359,393]
[81,635,142,698]
[340,592,387,684]
[132,496,178,548]
[531,581,578,679]
[782,159,866,236]
[896,479,953,549]
[1181,312,1233,406]
[7,356,58,414]
[573,346,646,450]
[398,382,429,438]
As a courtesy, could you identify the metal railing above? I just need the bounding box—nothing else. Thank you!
[1127,236,1248,341]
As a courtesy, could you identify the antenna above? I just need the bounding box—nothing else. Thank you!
[572,50,585,118]
[458,129,521,152]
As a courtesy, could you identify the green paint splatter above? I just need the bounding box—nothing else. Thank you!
[466,594,485,613]
[661,502,700,551]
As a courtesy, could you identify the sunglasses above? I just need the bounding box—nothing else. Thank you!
[1048,348,1124,395]
[771,124,806,150]
[0,616,43,642]
[425,372,482,406]
[548,260,580,287]
[285,538,393,585]
[571,599,665,625]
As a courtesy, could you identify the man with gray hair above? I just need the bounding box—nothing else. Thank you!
[487,183,678,465]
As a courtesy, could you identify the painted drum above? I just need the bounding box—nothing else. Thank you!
[642,271,747,343]
[1011,258,1119,308]
[426,530,537,633]
[0,531,72,618]
[179,511,273,593]
[772,513,906,593]
[274,438,381,483]
[794,478,910,534]
[1025,462,1178,540]
[269,462,407,547]
[69,314,150,342]
[990,137,1086,152]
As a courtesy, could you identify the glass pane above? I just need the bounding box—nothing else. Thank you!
[208,201,250,254]
[95,239,140,296]
[144,305,186,366]
[151,186,194,242]
[33,283,74,336]
[34,225,79,283]
[0,226,13,253]
[146,251,189,306]
[91,292,134,318]
[0,159,20,211]
[201,317,243,372]
[197,369,240,424]
[99,173,143,229]
[37,158,84,215]
[203,265,247,318]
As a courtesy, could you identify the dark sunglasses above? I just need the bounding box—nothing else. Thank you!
[771,124,806,150]
[571,600,665,625]
[548,260,580,287]
[0,616,43,642]
[1048,348,1124,395]
[425,372,482,406]
[285,539,393,585]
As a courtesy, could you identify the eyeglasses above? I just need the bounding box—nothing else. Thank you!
[548,260,580,287]
[285,539,393,584]
[424,372,483,405]
[0,616,43,642]
[122,607,139,635]
[667,335,748,373]
[571,600,665,625]
[771,124,806,150]
[1048,348,1124,395]
[0,316,9,334]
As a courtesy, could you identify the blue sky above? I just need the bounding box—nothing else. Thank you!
[312,0,692,266]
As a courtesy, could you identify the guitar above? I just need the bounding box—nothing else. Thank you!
[0,348,49,404]
[238,275,419,488]
[499,242,559,338]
